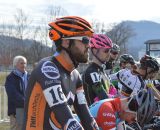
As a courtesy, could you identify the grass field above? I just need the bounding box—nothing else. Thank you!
[0,71,8,86]
[0,122,10,130]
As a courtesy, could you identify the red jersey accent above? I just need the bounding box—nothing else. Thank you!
[97,98,121,129]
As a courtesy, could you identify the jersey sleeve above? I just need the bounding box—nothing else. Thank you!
[73,89,99,130]
[110,72,119,81]
[73,71,99,130]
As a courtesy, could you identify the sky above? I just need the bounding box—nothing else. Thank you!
[0,0,160,25]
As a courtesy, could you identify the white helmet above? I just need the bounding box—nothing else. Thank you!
[128,89,157,126]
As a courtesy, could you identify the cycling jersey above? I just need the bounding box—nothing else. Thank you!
[23,53,98,130]
[82,62,111,106]
[74,98,135,130]
[110,69,145,98]
[89,98,125,130]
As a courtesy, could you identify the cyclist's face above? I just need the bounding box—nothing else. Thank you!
[97,48,111,62]
[16,59,27,73]
[122,111,137,124]
[120,62,128,69]
[145,68,158,79]
[110,51,119,60]
[71,39,90,63]
[146,71,158,79]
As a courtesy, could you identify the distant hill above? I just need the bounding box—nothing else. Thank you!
[0,35,52,65]
[1,20,160,61]
[0,35,34,47]
[124,20,160,60]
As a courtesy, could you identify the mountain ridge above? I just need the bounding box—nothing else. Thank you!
[124,20,160,60]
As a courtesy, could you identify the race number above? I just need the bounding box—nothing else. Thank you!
[43,85,67,107]
[90,72,101,83]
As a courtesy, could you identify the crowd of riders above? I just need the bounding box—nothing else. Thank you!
[21,16,160,130]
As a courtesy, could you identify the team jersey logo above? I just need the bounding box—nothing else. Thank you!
[41,61,60,79]
[90,72,102,83]
[65,119,82,130]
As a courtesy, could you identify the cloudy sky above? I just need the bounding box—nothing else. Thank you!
[0,0,160,25]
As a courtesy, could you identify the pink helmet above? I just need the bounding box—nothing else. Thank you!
[90,34,113,49]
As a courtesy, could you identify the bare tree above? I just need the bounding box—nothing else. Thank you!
[12,8,33,55]
[106,22,135,53]
[40,5,69,53]
[0,36,13,66]
[47,5,68,21]
[91,19,106,34]
[14,8,32,40]
[0,22,14,66]
[28,26,51,64]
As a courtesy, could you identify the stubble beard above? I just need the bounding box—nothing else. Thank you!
[71,46,89,63]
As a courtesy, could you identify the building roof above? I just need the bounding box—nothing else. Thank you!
[144,39,160,44]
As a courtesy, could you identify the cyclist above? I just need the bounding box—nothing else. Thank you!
[110,55,159,98]
[82,34,113,106]
[111,54,137,91]
[76,89,157,129]
[137,55,159,80]
[119,54,136,70]
[105,43,120,75]
[23,16,99,130]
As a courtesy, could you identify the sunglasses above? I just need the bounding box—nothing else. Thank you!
[102,48,111,53]
[111,51,118,55]
[62,36,90,44]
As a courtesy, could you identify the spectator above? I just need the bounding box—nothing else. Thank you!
[5,55,30,130]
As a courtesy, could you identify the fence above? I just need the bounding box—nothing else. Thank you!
[0,86,9,123]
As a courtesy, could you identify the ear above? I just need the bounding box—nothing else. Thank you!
[61,39,70,48]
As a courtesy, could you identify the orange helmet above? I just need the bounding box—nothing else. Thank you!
[48,16,94,41]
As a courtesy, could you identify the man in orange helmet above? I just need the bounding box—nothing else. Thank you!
[22,16,99,130]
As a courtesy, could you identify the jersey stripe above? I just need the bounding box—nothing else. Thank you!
[26,82,46,130]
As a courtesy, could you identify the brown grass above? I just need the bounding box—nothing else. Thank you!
[0,72,8,86]
[0,122,10,130]
[0,72,10,129]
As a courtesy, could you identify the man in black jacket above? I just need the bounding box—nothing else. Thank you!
[5,55,30,130]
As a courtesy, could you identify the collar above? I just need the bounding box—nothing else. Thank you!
[91,62,105,71]
[55,53,74,72]
[13,69,27,78]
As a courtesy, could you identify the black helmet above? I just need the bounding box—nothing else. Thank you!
[111,44,120,53]
[140,55,159,72]
[120,54,135,65]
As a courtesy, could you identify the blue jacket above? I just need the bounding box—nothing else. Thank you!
[5,70,30,116]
